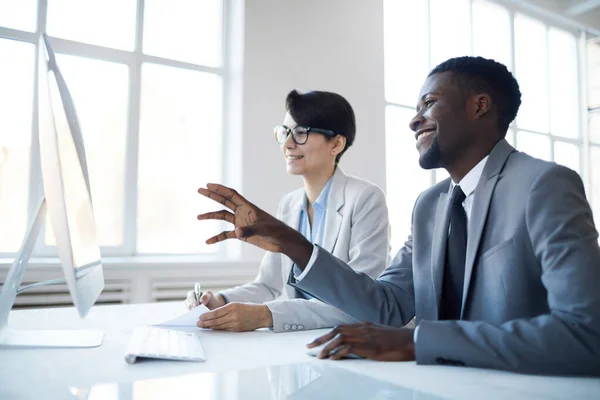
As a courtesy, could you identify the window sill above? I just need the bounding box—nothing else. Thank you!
[0,255,259,272]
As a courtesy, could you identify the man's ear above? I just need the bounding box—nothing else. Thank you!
[473,94,492,120]
[332,136,346,156]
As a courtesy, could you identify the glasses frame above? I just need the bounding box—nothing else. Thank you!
[274,124,338,145]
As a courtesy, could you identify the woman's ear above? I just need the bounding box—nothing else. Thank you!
[332,136,346,156]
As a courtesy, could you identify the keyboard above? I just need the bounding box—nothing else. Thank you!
[124,326,205,364]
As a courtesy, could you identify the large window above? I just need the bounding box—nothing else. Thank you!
[0,0,227,257]
[384,0,594,253]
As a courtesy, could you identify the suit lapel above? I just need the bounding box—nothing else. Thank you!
[280,192,304,298]
[322,168,346,253]
[431,184,452,319]
[460,139,515,317]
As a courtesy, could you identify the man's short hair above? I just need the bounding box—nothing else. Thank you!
[429,56,522,133]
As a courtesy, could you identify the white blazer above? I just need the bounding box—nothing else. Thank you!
[219,168,390,332]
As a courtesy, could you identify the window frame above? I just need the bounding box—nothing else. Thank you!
[0,0,233,259]
[383,0,595,252]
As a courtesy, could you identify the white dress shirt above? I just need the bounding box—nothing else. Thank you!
[449,155,489,227]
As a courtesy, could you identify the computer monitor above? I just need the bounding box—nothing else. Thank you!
[0,34,105,348]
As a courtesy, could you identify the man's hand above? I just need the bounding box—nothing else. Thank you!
[196,303,274,332]
[197,183,313,268]
[307,322,415,361]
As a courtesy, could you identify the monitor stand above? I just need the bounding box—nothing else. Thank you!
[0,198,104,348]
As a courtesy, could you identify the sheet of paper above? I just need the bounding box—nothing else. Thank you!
[153,304,210,327]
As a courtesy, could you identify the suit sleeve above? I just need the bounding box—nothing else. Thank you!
[290,188,416,328]
[416,166,600,375]
[268,184,393,332]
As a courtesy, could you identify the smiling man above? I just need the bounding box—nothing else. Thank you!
[197,56,600,375]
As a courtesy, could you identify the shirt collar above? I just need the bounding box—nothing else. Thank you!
[302,174,335,212]
[450,155,489,197]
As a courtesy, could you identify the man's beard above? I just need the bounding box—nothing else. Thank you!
[418,135,444,169]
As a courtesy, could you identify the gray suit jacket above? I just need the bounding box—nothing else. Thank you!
[220,168,390,332]
[292,139,600,375]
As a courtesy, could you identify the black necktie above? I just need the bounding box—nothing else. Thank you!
[441,185,467,320]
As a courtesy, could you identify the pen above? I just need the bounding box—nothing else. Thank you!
[194,282,202,304]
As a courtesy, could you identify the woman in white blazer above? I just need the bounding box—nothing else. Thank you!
[189,90,390,332]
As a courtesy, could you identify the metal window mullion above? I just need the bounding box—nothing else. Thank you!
[468,0,474,56]
[426,0,436,185]
[515,127,550,136]
[551,136,584,147]
[508,7,517,146]
[579,31,591,196]
[140,53,222,75]
[218,0,232,259]
[44,36,136,65]
[121,0,146,256]
[545,25,554,161]
[0,26,36,42]
[385,103,415,113]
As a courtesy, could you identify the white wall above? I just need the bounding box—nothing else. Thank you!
[238,0,387,260]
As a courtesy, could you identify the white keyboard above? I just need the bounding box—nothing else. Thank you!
[124,326,205,364]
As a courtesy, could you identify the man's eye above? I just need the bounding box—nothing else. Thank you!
[424,100,435,107]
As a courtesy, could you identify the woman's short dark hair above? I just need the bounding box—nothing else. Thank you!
[285,90,356,164]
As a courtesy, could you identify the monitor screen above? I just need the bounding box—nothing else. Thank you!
[37,34,104,316]
[46,66,101,270]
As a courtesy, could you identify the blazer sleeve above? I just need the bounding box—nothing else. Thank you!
[291,235,416,328]
[416,166,600,375]
[282,185,416,330]
[218,198,288,304]
[267,184,392,332]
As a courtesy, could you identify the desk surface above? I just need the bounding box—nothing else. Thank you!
[1,302,599,400]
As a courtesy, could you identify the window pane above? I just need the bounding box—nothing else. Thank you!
[591,114,600,144]
[506,130,516,147]
[43,55,129,247]
[472,1,512,68]
[0,39,34,252]
[385,106,431,254]
[554,141,580,173]
[515,14,549,133]
[138,64,223,254]
[517,131,551,161]
[143,0,222,67]
[383,0,429,106]
[0,0,37,31]
[591,146,600,228]
[430,0,471,68]
[46,0,136,50]
[549,28,579,139]
[588,41,600,109]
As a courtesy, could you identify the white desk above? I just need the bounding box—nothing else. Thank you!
[1,302,599,399]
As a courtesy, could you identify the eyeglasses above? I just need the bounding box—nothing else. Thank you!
[274,125,338,145]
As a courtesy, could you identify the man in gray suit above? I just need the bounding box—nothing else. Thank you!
[197,56,600,375]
